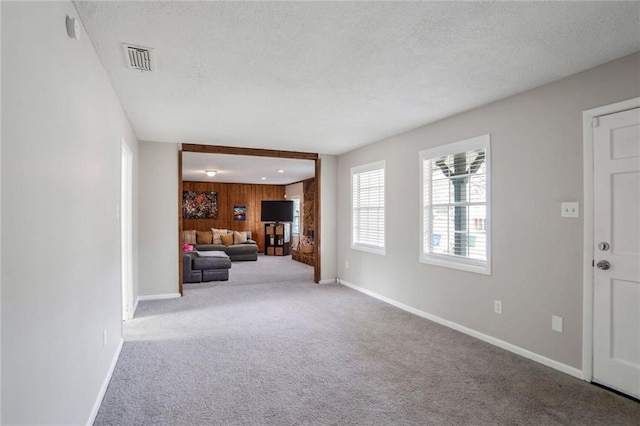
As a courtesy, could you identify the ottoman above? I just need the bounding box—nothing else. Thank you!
[183,251,232,283]
[225,244,258,261]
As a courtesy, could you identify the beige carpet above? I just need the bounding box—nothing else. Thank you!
[95,255,639,425]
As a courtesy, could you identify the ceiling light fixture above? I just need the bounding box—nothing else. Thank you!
[278,169,284,173]
[261,177,267,180]
[205,170,217,177]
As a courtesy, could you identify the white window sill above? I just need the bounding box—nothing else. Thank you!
[420,254,491,275]
[352,244,386,256]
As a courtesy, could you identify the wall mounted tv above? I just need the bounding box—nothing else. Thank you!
[261,200,294,223]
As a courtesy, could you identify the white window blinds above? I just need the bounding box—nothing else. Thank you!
[420,135,491,275]
[352,161,386,255]
[292,197,301,235]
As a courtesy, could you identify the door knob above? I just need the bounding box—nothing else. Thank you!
[596,260,611,270]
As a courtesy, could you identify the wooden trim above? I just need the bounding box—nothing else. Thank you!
[182,144,319,161]
[178,149,183,296]
[314,157,321,283]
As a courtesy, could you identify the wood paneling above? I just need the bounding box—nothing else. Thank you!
[292,177,317,269]
[178,151,183,294]
[314,158,321,283]
[182,181,285,250]
[302,178,316,241]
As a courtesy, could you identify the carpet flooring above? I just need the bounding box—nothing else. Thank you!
[95,255,640,425]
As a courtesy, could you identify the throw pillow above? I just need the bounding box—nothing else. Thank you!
[211,228,228,244]
[220,233,234,246]
[196,230,213,245]
[182,230,196,245]
[233,230,248,245]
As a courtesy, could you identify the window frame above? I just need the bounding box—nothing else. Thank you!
[419,134,491,275]
[351,160,386,256]
[291,196,301,235]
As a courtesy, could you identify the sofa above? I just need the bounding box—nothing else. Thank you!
[183,251,231,283]
[183,229,259,262]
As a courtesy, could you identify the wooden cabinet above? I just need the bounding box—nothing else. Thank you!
[264,223,290,256]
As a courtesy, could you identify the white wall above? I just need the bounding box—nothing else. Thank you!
[128,138,141,308]
[336,53,640,370]
[138,141,179,297]
[320,155,338,282]
[1,2,139,424]
[0,3,3,419]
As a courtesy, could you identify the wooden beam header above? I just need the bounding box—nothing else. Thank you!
[181,144,318,161]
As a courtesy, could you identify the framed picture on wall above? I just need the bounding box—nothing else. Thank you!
[182,191,218,219]
[234,205,246,221]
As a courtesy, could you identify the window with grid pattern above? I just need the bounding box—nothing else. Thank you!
[420,135,491,274]
[351,161,386,255]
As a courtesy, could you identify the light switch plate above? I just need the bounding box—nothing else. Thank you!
[552,315,563,333]
[561,202,579,218]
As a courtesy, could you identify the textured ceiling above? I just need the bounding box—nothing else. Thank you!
[74,1,640,155]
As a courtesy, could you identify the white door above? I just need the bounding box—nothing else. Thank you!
[593,107,640,399]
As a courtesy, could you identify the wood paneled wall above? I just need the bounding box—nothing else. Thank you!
[303,178,316,240]
[182,181,285,250]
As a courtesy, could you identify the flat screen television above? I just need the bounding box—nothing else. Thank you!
[261,200,294,222]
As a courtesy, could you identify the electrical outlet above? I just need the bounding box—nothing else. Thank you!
[494,300,502,314]
[345,260,349,269]
[552,315,563,333]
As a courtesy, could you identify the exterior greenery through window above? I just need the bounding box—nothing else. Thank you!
[351,160,386,255]
[420,135,491,274]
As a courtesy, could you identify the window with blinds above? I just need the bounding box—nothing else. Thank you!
[420,135,491,275]
[351,161,386,255]
[292,197,301,235]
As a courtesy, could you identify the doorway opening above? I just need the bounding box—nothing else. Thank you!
[177,144,321,295]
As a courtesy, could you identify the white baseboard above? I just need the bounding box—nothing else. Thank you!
[137,293,181,301]
[318,278,337,284]
[338,279,584,380]
[86,337,124,426]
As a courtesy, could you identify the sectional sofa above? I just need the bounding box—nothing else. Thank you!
[183,229,259,261]
[182,229,259,283]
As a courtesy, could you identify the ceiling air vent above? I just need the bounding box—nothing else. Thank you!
[123,44,155,72]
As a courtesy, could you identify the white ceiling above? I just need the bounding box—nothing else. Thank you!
[74,1,640,157]
[182,152,315,185]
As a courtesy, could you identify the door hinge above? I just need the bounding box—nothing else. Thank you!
[592,259,595,267]
[592,117,600,128]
